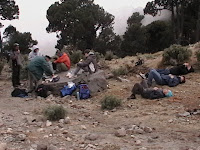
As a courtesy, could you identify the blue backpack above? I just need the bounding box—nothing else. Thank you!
[60,84,76,97]
[79,84,90,99]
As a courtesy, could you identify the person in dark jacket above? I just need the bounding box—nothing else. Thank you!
[10,43,22,87]
[70,49,98,77]
[27,55,53,91]
[128,80,173,100]
[141,63,194,79]
[147,69,185,87]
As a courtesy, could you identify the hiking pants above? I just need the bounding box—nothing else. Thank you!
[156,69,170,75]
[147,69,163,86]
[74,64,91,75]
[28,70,39,92]
[130,80,149,98]
[12,65,20,87]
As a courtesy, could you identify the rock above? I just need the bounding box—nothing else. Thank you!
[46,120,52,127]
[139,147,147,150]
[115,128,126,137]
[177,112,190,117]
[135,140,142,146]
[23,112,30,115]
[66,137,72,142]
[59,119,64,124]
[134,128,144,134]
[47,145,57,150]
[16,134,26,141]
[168,119,173,123]
[37,144,47,150]
[85,133,98,141]
[80,125,87,130]
[64,117,70,124]
[143,127,153,133]
[0,143,7,150]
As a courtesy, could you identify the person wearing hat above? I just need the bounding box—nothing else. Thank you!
[28,45,42,61]
[10,43,22,87]
[128,79,173,100]
[27,55,54,92]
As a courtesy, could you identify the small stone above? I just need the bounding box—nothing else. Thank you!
[46,120,52,127]
[64,117,70,124]
[135,140,142,146]
[134,128,144,134]
[23,112,30,115]
[177,112,190,117]
[115,128,126,137]
[16,134,26,141]
[85,133,98,141]
[59,119,64,124]
[80,125,87,130]
[143,127,153,133]
[47,145,57,150]
[139,147,147,150]
[66,137,72,142]
[6,128,13,133]
[168,119,173,123]
[130,135,136,139]
[104,111,108,116]
[37,144,47,150]
[0,143,7,150]
[37,128,44,132]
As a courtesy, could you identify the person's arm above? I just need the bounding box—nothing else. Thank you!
[54,55,64,63]
[78,57,92,67]
[10,51,17,60]
[149,90,165,99]
[168,77,179,87]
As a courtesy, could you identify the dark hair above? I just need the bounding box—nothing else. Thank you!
[84,49,90,54]
[180,76,186,84]
[45,55,51,59]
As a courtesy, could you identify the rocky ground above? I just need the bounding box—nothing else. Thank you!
[0,44,200,150]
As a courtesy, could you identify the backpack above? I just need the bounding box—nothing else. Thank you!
[11,88,28,98]
[79,84,90,99]
[35,84,53,98]
[60,84,76,97]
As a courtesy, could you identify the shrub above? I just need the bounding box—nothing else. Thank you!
[162,44,192,65]
[196,50,200,62]
[101,95,122,110]
[105,51,114,61]
[112,66,129,77]
[44,105,67,121]
[69,50,83,65]
[0,61,5,75]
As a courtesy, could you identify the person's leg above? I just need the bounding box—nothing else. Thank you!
[59,63,68,72]
[156,69,170,75]
[140,79,149,88]
[16,65,20,85]
[147,69,163,86]
[52,62,57,71]
[12,66,18,87]
[74,66,81,75]
[128,83,144,99]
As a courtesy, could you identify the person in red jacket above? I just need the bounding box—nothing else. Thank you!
[53,50,71,73]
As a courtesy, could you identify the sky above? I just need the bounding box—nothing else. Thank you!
[1,0,170,56]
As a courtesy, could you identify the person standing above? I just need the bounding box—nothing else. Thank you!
[10,43,22,87]
[28,45,42,61]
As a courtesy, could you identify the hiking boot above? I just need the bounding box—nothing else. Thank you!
[127,94,136,100]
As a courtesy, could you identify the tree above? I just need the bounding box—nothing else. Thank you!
[46,0,114,50]
[145,20,173,53]
[94,27,122,56]
[121,12,146,56]
[3,25,37,54]
[0,0,19,52]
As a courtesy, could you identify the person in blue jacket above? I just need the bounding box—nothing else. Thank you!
[147,69,185,87]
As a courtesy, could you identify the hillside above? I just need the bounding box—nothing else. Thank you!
[0,43,200,150]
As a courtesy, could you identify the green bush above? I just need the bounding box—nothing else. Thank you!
[196,50,200,62]
[105,51,114,61]
[44,105,67,121]
[112,66,129,77]
[69,50,83,65]
[163,44,192,65]
[101,95,122,110]
[0,60,5,75]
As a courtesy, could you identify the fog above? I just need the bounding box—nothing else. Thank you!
[0,0,171,56]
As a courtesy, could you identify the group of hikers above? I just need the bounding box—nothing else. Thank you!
[10,43,98,93]
[128,62,194,100]
[10,43,195,99]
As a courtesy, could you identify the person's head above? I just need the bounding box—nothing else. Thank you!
[32,45,39,53]
[163,89,173,97]
[45,55,51,62]
[179,76,186,84]
[13,43,19,51]
[56,49,62,57]
[83,49,90,57]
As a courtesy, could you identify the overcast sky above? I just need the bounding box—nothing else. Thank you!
[1,0,170,55]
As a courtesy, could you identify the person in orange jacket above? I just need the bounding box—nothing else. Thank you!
[53,50,71,72]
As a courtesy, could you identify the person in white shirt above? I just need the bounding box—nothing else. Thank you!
[28,45,42,61]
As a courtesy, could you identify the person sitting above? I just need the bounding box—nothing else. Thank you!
[69,49,98,78]
[140,63,194,79]
[27,55,54,92]
[53,50,71,73]
[128,79,173,100]
[28,45,42,61]
[147,69,185,87]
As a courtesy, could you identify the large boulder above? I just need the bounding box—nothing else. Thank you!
[48,70,108,96]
